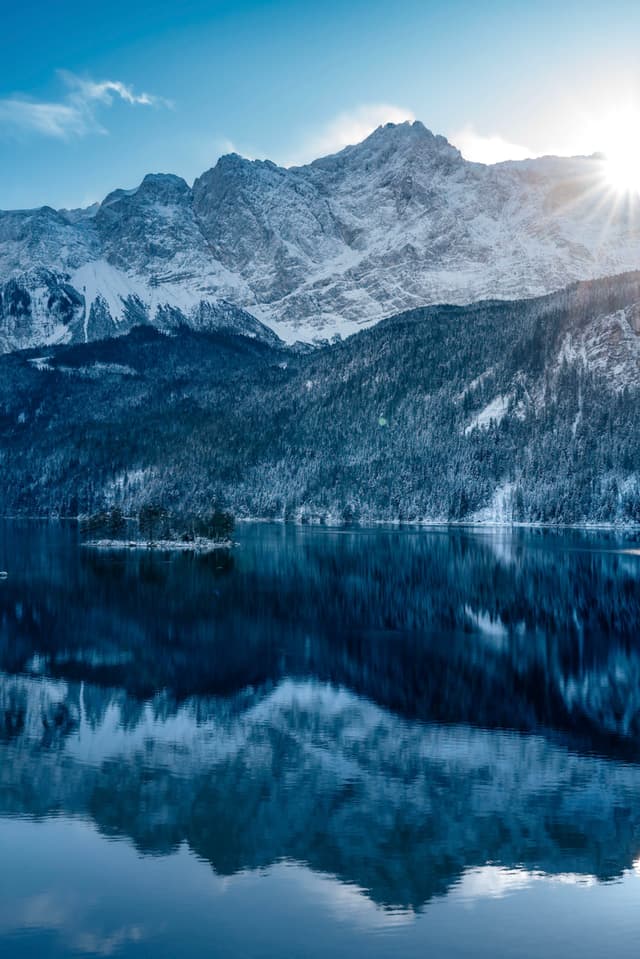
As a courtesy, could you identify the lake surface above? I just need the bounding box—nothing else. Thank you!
[1,521,640,958]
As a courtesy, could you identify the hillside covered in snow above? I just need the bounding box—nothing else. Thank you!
[2,270,640,524]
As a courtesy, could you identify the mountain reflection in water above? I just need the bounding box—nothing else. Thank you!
[1,521,640,958]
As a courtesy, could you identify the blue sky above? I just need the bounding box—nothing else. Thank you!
[2,0,640,209]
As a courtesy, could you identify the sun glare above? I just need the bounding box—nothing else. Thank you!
[602,110,640,195]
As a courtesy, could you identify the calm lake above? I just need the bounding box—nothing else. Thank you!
[1,521,640,958]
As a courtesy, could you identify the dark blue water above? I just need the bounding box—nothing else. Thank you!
[1,521,640,958]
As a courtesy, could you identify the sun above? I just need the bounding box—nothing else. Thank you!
[604,150,640,195]
[601,110,640,195]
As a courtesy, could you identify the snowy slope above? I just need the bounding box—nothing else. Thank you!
[2,120,640,350]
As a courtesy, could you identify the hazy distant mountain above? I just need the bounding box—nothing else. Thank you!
[2,120,640,350]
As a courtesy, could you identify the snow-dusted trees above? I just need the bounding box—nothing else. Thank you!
[3,271,640,526]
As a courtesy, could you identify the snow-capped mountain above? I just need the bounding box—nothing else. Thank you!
[2,120,640,350]
[0,175,277,351]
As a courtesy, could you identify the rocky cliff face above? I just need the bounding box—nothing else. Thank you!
[0,172,277,351]
[2,121,640,349]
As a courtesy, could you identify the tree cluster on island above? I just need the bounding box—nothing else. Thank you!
[80,505,235,550]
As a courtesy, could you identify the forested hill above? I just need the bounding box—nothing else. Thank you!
[2,270,640,525]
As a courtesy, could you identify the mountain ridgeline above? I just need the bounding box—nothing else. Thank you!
[3,120,640,349]
[1,270,640,525]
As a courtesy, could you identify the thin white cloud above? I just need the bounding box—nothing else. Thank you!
[284,103,416,166]
[0,99,89,138]
[207,136,252,159]
[58,70,172,109]
[449,125,534,164]
[0,71,170,140]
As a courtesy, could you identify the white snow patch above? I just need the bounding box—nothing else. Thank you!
[468,481,515,525]
[71,259,251,339]
[464,395,510,434]
[72,260,139,335]
[72,363,137,378]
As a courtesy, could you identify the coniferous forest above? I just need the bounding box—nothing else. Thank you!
[2,270,640,526]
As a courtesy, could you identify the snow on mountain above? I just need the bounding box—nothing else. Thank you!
[2,119,640,350]
[0,172,275,351]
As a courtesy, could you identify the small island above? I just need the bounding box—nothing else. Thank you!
[80,505,235,553]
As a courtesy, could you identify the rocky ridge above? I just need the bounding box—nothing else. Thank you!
[3,121,640,349]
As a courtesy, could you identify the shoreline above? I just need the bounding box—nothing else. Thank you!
[81,537,235,554]
[234,516,640,533]
[1,515,640,534]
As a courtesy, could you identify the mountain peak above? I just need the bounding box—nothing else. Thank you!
[140,172,189,191]
[100,173,189,210]
[305,118,462,174]
[362,119,460,156]
[1,118,637,352]
[382,119,429,134]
